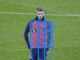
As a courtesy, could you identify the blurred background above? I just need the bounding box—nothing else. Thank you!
[0,0,80,60]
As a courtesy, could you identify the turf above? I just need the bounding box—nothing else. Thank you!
[0,0,80,60]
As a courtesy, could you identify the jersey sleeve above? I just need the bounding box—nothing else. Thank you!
[24,21,30,49]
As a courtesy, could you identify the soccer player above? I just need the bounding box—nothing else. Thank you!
[24,8,49,60]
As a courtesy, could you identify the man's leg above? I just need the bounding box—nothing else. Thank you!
[29,51,32,60]
[39,49,47,60]
[29,48,38,60]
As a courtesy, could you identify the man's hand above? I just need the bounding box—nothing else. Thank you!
[47,51,50,54]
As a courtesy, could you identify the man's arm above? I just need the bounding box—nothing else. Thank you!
[24,22,30,49]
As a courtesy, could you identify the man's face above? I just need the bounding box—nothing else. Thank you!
[38,11,44,20]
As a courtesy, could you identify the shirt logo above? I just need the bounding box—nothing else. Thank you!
[32,28,37,33]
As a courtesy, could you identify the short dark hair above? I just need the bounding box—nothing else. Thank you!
[36,8,44,11]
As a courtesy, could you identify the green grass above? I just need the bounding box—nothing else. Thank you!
[0,0,80,60]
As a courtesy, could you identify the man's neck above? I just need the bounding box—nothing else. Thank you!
[35,17,45,21]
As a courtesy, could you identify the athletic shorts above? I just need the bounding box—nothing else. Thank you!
[29,48,47,60]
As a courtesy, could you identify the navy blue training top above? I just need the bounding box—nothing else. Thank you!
[24,17,49,51]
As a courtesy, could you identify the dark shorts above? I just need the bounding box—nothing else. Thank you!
[29,48,47,60]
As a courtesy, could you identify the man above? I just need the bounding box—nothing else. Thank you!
[24,8,49,60]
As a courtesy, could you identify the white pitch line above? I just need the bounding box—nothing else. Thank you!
[0,12,80,16]
[0,12,35,15]
[47,12,80,16]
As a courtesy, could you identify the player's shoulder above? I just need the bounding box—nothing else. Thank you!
[45,20,54,23]
[28,19,36,24]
